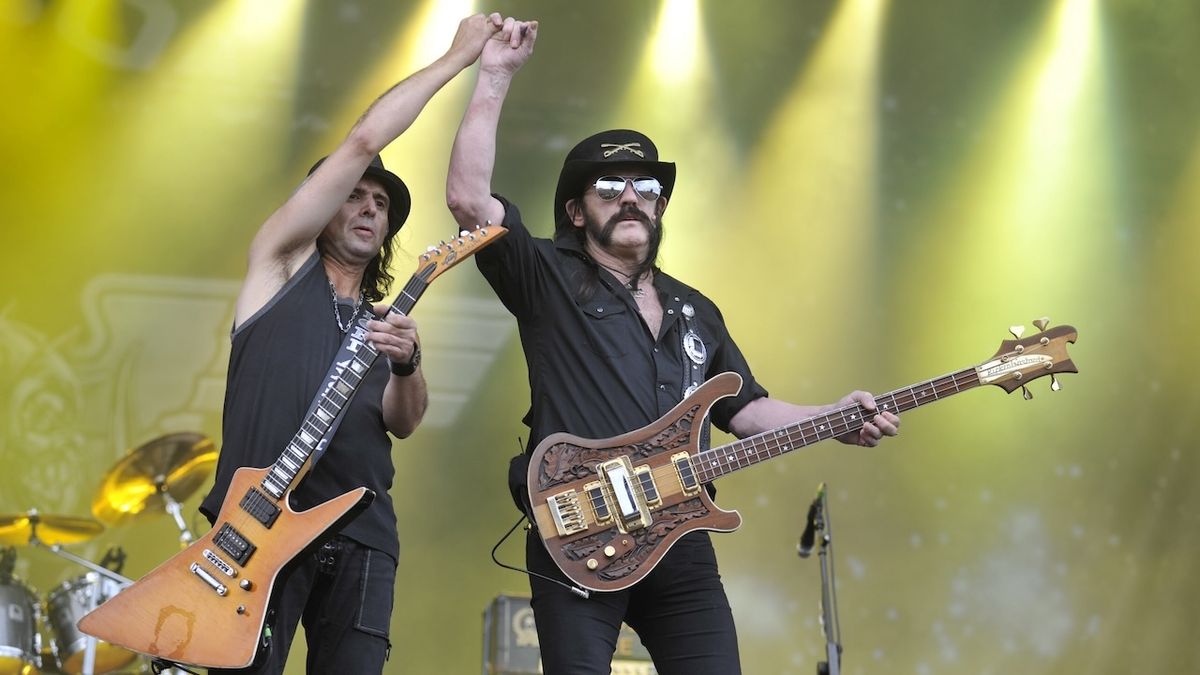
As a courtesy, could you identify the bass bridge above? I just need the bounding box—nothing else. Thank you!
[546,455,677,537]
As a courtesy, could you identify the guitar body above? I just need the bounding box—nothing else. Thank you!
[528,372,745,593]
[77,465,373,669]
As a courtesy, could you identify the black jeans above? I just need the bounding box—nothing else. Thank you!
[210,535,396,675]
[526,530,742,675]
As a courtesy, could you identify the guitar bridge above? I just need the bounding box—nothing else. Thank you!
[547,489,586,537]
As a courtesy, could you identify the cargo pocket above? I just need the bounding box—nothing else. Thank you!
[354,549,397,638]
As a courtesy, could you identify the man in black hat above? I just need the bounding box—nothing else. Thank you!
[446,20,899,675]
[199,13,505,674]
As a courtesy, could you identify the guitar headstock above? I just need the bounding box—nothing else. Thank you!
[976,318,1078,398]
[414,226,507,284]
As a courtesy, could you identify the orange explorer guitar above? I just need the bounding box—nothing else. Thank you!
[78,227,506,669]
[528,320,1078,592]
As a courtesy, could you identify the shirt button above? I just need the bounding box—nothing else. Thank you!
[667,309,674,315]
[595,307,604,313]
[658,384,666,390]
[653,347,658,353]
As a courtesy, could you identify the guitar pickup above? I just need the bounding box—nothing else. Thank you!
[599,457,651,532]
[584,481,611,524]
[547,489,586,537]
[239,488,281,528]
[214,523,256,566]
[672,452,701,496]
[634,466,660,507]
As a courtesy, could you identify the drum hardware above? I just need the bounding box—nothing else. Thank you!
[26,526,130,675]
[90,432,216,548]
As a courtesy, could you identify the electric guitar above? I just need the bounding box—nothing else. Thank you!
[78,227,506,669]
[528,321,1078,592]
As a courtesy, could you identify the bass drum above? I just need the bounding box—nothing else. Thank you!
[0,577,41,675]
[45,575,136,675]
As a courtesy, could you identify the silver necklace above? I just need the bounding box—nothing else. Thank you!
[328,282,363,333]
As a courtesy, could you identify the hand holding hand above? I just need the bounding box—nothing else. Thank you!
[480,16,538,76]
[445,12,505,67]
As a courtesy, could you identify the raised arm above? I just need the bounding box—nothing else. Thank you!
[235,13,502,325]
[446,18,538,232]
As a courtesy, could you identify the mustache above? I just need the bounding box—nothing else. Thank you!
[598,206,654,241]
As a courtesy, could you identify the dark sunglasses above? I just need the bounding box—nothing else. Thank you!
[592,176,663,201]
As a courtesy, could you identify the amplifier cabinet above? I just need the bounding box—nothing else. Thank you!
[482,594,655,674]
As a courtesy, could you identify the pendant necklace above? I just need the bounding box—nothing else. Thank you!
[328,282,363,333]
[598,262,649,299]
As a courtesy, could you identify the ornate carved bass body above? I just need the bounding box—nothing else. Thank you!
[528,322,1078,592]
[78,228,505,669]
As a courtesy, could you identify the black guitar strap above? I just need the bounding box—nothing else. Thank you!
[680,302,712,451]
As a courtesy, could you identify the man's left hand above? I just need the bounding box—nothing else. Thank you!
[834,390,900,447]
[368,304,419,365]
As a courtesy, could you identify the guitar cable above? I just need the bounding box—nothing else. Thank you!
[491,514,591,600]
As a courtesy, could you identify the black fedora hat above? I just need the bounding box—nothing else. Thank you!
[308,154,412,235]
[553,129,676,227]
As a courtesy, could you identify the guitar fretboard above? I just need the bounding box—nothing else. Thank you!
[693,367,982,483]
[259,274,430,499]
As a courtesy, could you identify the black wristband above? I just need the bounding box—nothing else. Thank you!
[389,345,420,377]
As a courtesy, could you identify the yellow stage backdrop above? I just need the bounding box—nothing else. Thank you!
[2,1,1197,673]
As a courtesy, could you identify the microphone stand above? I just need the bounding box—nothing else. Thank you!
[799,484,842,675]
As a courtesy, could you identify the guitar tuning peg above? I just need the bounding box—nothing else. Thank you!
[1033,317,1050,331]
[1021,385,1033,400]
[1009,325,1025,339]
[1051,374,1062,391]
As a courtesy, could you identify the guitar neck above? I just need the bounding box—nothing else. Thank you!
[694,366,982,483]
[259,274,429,497]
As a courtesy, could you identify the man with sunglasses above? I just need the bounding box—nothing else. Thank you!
[446,20,899,675]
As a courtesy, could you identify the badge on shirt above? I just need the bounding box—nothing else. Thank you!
[683,329,707,366]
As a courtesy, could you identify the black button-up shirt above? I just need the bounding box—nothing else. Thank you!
[476,196,768,457]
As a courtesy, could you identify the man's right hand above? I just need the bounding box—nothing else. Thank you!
[481,17,538,76]
[446,12,505,68]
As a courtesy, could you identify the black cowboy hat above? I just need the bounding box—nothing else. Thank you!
[308,154,412,235]
[553,129,676,227]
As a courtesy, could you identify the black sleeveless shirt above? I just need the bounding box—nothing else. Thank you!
[200,252,398,559]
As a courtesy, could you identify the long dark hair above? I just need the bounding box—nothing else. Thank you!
[360,228,398,302]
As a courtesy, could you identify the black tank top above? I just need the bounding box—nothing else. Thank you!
[200,252,397,559]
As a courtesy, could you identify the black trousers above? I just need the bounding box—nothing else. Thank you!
[209,535,396,675]
[526,530,742,675]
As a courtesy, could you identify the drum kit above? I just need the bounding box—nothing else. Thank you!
[0,432,216,675]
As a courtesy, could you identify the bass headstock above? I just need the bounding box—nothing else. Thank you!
[976,318,1078,398]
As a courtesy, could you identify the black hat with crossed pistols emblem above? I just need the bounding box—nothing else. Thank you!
[553,129,676,227]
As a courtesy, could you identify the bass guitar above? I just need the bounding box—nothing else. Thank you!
[528,320,1078,592]
[78,227,505,669]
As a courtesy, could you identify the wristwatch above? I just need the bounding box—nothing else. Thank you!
[389,344,421,377]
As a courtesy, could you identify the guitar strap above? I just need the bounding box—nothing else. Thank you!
[308,305,378,467]
[680,302,712,451]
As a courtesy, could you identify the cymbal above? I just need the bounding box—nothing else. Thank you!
[0,509,104,546]
[91,432,217,526]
